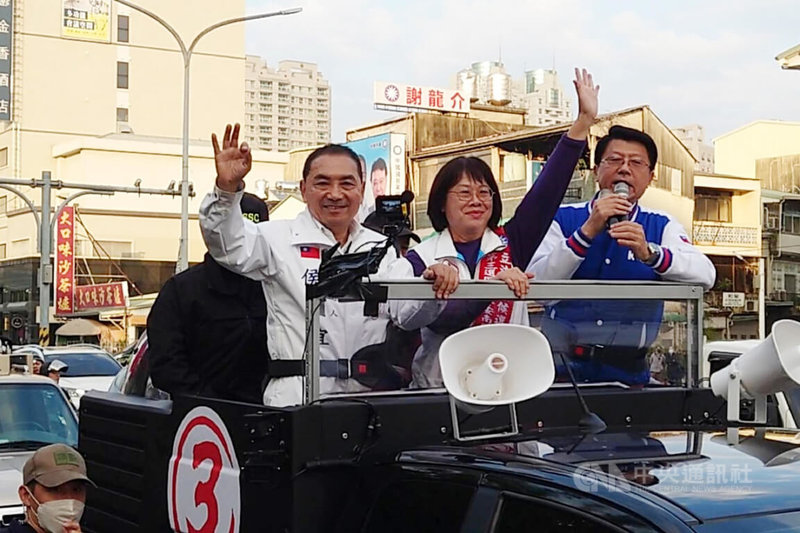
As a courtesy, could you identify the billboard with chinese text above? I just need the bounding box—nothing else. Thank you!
[344,133,406,217]
[0,0,12,121]
[62,0,111,42]
[75,282,129,312]
[374,82,469,114]
[55,207,75,315]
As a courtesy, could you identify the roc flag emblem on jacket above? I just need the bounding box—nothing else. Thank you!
[300,246,320,259]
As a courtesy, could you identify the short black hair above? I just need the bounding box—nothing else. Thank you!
[371,157,387,174]
[302,144,363,181]
[594,125,658,170]
[427,157,502,232]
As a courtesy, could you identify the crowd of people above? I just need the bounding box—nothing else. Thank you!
[144,68,716,407]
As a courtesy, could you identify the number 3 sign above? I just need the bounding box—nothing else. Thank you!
[168,406,241,533]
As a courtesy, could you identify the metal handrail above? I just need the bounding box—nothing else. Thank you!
[304,280,705,404]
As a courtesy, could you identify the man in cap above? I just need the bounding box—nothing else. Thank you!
[45,361,67,385]
[31,354,44,376]
[148,192,269,403]
[2,443,94,532]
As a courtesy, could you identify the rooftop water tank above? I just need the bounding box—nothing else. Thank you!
[488,71,511,106]
[457,70,479,102]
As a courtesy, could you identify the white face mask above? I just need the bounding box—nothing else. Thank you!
[25,487,85,533]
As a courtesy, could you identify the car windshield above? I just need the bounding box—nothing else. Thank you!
[0,383,78,447]
[45,352,121,377]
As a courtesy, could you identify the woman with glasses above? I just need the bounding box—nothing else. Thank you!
[392,69,600,388]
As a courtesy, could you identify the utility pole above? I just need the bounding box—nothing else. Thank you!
[39,172,51,341]
[0,172,192,344]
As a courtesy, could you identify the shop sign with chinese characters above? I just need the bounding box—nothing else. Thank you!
[55,207,75,315]
[0,0,13,121]
[75,282,128,312]
[374,82,469,114]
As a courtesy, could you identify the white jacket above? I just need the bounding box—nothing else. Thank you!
[392,228,528,388]
[199,187,399,406]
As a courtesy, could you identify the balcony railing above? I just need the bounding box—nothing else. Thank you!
[692,223,759,247]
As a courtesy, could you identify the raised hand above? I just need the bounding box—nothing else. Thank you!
[567,68,600,141]
[573,67,599,121]
[212,123,252,193]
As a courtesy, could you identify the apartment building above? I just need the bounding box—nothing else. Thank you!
[0,0,254,342]
[243,56,331,152]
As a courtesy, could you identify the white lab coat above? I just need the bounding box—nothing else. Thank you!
[199,187,399,406]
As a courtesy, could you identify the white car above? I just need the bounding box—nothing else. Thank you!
[13,345,122,408]
[0,373,79,526]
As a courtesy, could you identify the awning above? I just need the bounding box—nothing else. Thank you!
[55,318,106,337]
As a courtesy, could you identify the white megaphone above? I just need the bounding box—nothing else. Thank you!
[710,319,800,423]
[439,324,555,441]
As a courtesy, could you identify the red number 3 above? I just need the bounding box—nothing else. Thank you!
[187,442,222,533]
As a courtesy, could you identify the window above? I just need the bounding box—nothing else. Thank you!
[493,496,620,532]
[117,61,129,89]
[695,189,731,222]
[784,212,800,235]
[0,147,7,168]
[116,107,128,122]
[87,240,132,258]
[548,88,559,107]
[0,195,6,214]
[362,480,473,533]
[0,384,79,445]
[0,243,5,259]
[117,15,129,42]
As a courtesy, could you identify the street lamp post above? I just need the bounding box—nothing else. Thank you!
[114,1,302,272]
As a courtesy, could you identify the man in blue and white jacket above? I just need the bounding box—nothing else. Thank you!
[528,125,715,385]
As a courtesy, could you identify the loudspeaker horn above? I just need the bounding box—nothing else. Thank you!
[439,324,555,440]
[710,319,800,423]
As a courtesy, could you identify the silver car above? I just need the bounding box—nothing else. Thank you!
[13,345,122,408]
[0,374,79,526]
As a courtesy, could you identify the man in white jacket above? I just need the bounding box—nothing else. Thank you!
[199,124,400,406]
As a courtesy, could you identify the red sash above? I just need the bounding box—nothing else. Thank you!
[471,228,514,326]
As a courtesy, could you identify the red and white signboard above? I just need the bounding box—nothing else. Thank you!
[54,207,75,316]
[374,81,470,114]
[75,282,128,312]
[168,407,241,533]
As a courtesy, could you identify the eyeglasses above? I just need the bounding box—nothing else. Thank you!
[448,187,495,203]
[600,155,651,171]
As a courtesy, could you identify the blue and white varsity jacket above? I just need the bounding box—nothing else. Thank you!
[527,196,715,350]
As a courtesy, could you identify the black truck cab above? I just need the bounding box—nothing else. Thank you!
[78,280,800,532]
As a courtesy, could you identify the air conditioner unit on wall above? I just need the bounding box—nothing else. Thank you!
[745,300,757,312]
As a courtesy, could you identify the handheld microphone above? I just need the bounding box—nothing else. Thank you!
[606,181,630,227]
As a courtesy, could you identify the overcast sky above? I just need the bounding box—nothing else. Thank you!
[245,0,800,143]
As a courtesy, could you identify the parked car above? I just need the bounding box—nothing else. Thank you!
[0,371,79,526]
[13,344,121,408]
